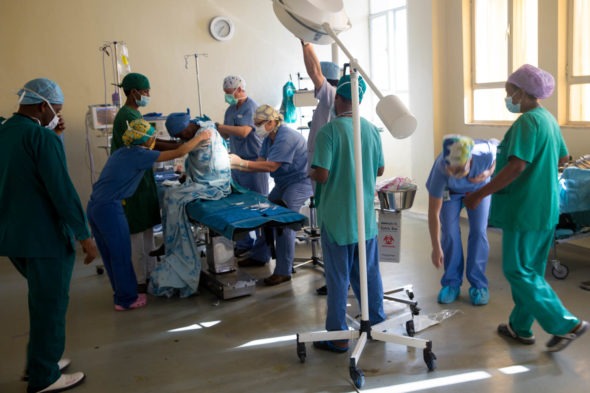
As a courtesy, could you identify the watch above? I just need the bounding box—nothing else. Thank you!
[209,16,235,41]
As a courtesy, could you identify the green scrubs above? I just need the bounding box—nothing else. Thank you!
[0,114,91,391]
[490,107,578,336]
[111,105,161,233]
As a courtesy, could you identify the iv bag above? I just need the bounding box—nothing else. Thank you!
[116,43,131,77]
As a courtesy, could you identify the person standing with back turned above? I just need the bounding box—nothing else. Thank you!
[0,78,98,393]
[464,64,588,352]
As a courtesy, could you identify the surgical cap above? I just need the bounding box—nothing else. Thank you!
[120,73,151,91]
[18,78,64,105]
[223,75,245,90]
[336,74,367,103]
[254,104,283,123]
[122,119,156,146]
[507,64,555,99]
[320,61,340,81]
[165,110,191,137]
[442,135,474,167]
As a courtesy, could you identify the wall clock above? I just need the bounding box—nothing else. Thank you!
[209,16,235,41]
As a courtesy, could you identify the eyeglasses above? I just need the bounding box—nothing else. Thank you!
[254,120,268,127]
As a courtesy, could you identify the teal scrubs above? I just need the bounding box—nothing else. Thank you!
[111,105,161,233]
[0,114,91,391]
[491,106,578,337]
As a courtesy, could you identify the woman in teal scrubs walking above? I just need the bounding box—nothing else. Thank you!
[465,64,587,352]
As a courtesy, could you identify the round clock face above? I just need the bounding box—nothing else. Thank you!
[209,16,235,41]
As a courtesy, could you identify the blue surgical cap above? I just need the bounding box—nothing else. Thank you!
[18,78,64,105]
[166,109,191,137]
[320,61,340,81]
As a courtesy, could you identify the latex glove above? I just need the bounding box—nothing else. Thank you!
[229,153,242,169]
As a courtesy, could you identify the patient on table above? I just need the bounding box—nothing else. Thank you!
[149,110,231,297]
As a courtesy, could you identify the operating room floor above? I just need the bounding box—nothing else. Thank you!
[1,212,589,393]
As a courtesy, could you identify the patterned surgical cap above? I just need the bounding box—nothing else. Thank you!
[223,75,246,90]
[442,135,474,167]
[122,119,156,146]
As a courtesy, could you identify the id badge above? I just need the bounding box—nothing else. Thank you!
[443,189,450,202]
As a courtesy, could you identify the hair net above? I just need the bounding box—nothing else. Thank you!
[320,61,340,81]
[442,135,474,167]
[120,73,151,91]
[336,74,367,103]
[18,78,64,105]
[122,119,156,146]
[223,75,246,90]
[165,109,191,137]
[507,64,555,99]
[255,104,283,123]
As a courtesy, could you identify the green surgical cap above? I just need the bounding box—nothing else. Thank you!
[336,74,367,103]
[120,73,150,91]
[18,78,64,105]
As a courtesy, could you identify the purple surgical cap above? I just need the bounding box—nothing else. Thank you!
[507,64,555,99]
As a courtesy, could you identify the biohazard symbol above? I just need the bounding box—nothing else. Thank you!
[383,234,395,245]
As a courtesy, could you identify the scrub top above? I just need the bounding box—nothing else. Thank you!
[312,116,384,246]
[89,146,160,204]
[223,97,269,195]
[490,107,568,231]
[0,114,91,258]
[260,124,309,188]
[307,80,336,169]
[426,139,497,198]
[111,105,161,233]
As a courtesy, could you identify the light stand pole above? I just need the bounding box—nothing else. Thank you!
[185,52,208,116]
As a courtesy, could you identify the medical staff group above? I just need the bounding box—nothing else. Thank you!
[0,48,587,393]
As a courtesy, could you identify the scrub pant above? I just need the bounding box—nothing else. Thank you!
[87,200,139,308]
[321,230,386,331]
[269,181,313,276]
[440,193,490,289]
[233,170,271,262]
[130,228,156,285]
[10,252,74,392]
[503,229,579,337]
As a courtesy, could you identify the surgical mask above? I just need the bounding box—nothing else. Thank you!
[18,87,60,129]
[504,91,521,113]
[255,123,269,138]
[225,92,238,106]
[135,94,150,107]
[45,110,59,130]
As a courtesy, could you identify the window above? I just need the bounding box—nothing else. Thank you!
[568,0,590,122]
[470,0,538,122]
[369,0,409,108]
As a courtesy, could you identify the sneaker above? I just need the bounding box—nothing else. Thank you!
[35,372,85,392]
[114,293,147,311]
[22,358,71,381]
[497,323,536,345]
[469,287,489,306]
[437,286,460,304]
[546,320,588,352]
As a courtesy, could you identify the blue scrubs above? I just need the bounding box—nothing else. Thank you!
[224,97,270,261]
[425,140,496,289]
[87,146,160,308]
[261,125,313,275]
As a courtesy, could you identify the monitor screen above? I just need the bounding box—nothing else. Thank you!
[90,105,118,130]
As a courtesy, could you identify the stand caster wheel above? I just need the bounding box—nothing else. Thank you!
[551,263,569,280]
[96,265,104,275]
[349,366,365,389]
[406,320,415,337]
[297,342,306,363]
[406,290,415,300]
[423,347,437,371]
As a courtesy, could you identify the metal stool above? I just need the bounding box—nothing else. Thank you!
[293,196,323,272]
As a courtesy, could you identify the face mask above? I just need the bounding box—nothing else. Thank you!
[46,111,59,130]
[135,93,150,107]
[18,88,60,129]
[504,91,521,113]
[147,137,156,150]
[255,123,269,138]
[225,92,238,106]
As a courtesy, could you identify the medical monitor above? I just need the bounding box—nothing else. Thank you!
[90,104,118,130]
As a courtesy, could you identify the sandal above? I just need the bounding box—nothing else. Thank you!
[497,323,535,345]
[546,320,588,352]
[114,294,147,311]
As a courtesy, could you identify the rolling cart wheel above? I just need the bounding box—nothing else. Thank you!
[406,320,415,337]
[96,265,104,275]
[552,263,569,280]
[423,343,437,371]
[297,342,306,363]
[349,366,365,389]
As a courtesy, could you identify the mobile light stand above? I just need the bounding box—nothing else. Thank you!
[295,23,436,389]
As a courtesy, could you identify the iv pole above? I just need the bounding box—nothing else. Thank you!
[185,52,208,116]
[296,23,436,389]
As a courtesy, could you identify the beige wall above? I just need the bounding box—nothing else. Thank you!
[0,0,371,206]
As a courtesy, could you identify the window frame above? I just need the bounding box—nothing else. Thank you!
[566,0,590,125]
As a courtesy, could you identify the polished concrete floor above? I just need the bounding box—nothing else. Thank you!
[1,212,589,393]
